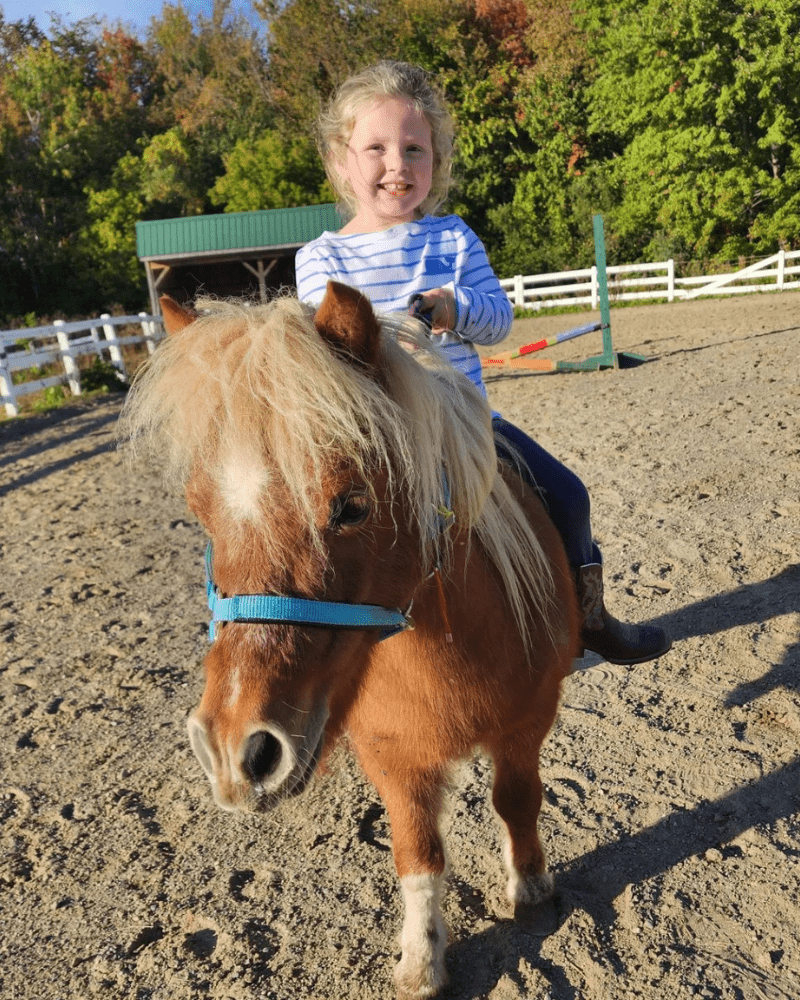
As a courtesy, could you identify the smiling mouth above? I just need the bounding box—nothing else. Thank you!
[380,183,412,196]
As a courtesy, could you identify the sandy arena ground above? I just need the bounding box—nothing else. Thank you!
[1,291,799,999]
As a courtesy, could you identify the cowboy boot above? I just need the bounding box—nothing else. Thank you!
[576,563,671,665]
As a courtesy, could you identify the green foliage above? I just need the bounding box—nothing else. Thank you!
[79,151,149,309]
[80,355,126,393]
[258,0,414,127]
[579,0,800,258]
[0,16,156,316]
[12,364,45,384]
[143,1,273,215]
[2,0,800,321]
[210,131,333,211]
[32,384,66,410]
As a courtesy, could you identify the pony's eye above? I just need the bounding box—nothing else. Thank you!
[329,492,370,531]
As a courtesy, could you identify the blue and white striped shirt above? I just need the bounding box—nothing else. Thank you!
[295,214,512,400]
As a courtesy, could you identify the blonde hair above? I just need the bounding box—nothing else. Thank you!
[317,61,455,219]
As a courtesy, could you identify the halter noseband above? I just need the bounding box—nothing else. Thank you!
[204,545,414,643]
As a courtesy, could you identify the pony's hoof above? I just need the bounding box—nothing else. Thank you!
[514,893,560,937]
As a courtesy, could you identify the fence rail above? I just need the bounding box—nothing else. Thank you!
[0,313,163,417]
[500,250,800,310]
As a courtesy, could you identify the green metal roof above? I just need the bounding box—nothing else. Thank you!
[136,204,341,261]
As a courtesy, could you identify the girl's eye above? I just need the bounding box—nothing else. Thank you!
[329,492,370,531]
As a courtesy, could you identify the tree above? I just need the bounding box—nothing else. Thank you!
[0,16,156,315]
[257,0,412,129]
[78,151,149,308]
[210,130,332,211]
[255,0,595,271]
[456,0,598,274]
[141,0,272,215]
[579,0,800,259]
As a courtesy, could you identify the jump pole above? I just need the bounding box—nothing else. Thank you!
[483,215,646,372]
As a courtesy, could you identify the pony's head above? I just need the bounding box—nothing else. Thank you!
[121,282,552,812]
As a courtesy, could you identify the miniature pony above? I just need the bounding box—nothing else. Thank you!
[121,281,579,997]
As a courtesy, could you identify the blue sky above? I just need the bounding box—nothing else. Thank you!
[0,1,264,37]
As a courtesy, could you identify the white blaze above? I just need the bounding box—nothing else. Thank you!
[220,447,270,523]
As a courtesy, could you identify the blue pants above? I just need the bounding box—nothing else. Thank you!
[492,417,600,569]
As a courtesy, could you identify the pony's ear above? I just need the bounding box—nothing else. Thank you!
[160,295,197,335]
[313,281,381,369]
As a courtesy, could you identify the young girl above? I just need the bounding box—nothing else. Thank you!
[295,60,670,666]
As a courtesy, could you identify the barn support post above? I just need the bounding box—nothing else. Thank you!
[242,258,278,303]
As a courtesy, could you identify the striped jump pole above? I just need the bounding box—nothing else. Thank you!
[483,321,601,369]
[483,215,646,373]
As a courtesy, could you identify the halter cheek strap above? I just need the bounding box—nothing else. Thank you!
[205,545,413,643]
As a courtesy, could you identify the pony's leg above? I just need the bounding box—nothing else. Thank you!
[397,870,448,999]
[490,737,554,909]
[360,756,449,998]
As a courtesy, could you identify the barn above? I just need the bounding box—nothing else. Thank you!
[135,204,341,314]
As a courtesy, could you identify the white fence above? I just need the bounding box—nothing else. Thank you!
[0,313,163,417]
[501,249,800,310]
[3,247,799,416]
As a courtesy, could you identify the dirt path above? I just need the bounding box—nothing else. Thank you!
[2,291,799,999]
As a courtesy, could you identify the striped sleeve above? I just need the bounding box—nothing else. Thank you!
[450,226,513,347]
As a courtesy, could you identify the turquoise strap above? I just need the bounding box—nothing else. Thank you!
[205,546,411,642]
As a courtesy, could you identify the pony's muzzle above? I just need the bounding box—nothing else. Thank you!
[187,710,325,810]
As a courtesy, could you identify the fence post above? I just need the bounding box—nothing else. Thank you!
[0,341,18,417]
[777,250,785,290]
[140,312,158,354]
[590,265,598,310]
[55,321,81,397]
[667,259,675,302]
[514,274,524,308]
[101,314,126,376]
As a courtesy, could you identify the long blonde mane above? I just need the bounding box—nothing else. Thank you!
[120,295,553,643]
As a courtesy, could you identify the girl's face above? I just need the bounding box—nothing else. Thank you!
[338,96,434,231]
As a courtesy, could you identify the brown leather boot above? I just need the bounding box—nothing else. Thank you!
[576,563,671,665]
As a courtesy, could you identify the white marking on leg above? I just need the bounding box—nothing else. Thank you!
[395,873,448,998]
[502,834,553,906]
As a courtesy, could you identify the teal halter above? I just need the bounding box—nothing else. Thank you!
[203,471,453,644]
[204,545,414,643]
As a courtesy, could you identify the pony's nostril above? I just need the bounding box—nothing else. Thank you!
[242,730,282,783]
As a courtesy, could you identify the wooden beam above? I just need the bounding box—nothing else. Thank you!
[242,258,278,302]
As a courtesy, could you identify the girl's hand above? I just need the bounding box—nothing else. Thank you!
[415,288,456,333]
